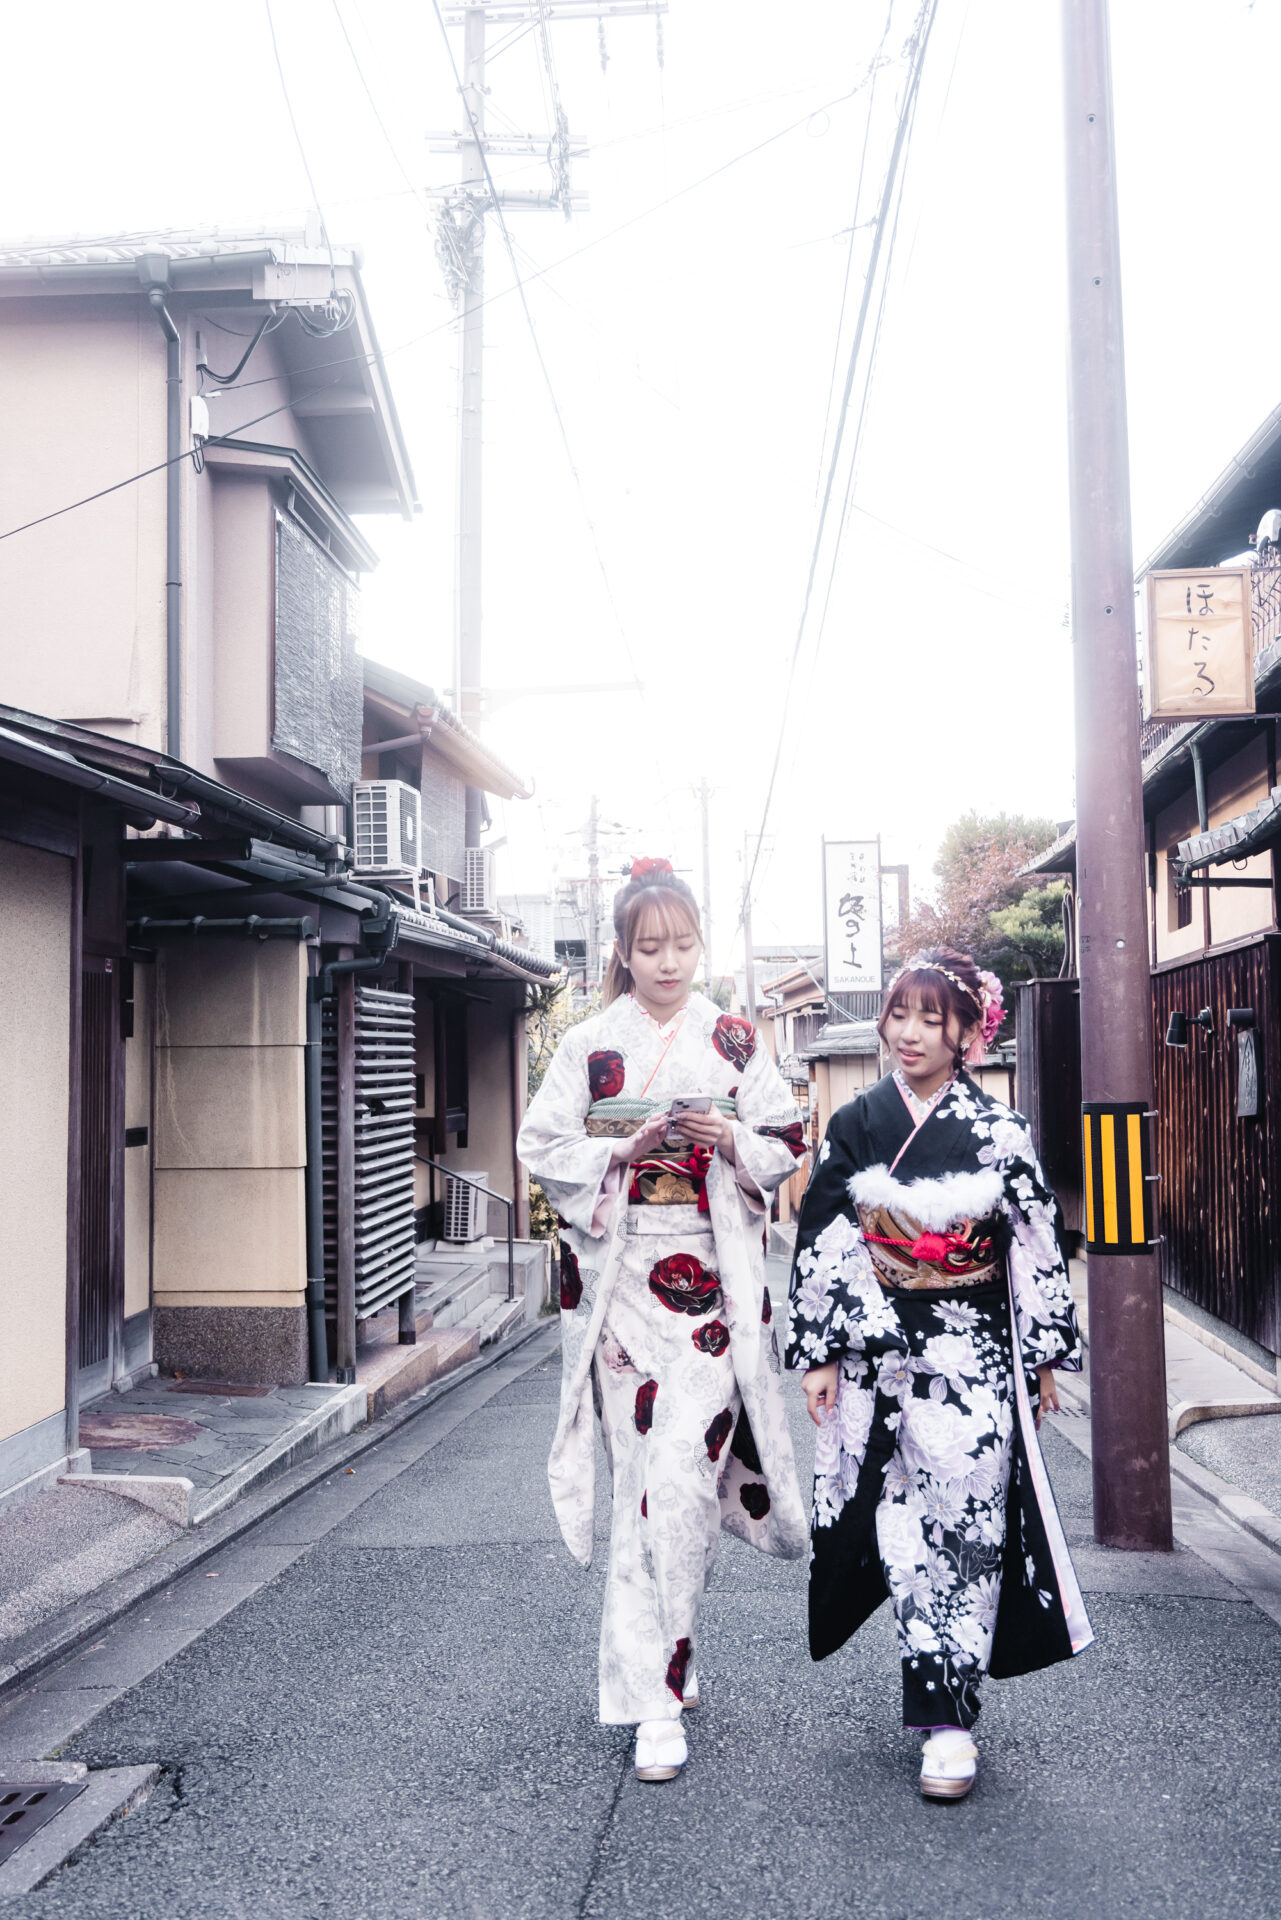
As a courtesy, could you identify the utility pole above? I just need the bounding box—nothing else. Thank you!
[432,2,666,850]
[742,833,758,1023]
[585,793,600,991]
[458,1,486,852]
[1062,0,1173,1550]
[699,777,713,994]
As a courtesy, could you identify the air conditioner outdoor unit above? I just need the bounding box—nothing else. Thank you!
[462,845,496,914]
[353,780,422,876]
[443,1171,489,1243]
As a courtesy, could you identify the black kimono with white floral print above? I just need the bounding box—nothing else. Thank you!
[786,1071,1093,1695]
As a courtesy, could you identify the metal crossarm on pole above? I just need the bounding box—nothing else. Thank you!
[1061,0,1173,1550]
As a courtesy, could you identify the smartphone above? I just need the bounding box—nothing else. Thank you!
[664,1096,712,1147]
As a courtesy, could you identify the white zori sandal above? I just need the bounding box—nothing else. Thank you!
[635,1719,688,1783]
[682,1669,699,1711]
[919,1728,978,1801]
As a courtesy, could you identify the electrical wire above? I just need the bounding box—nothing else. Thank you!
[743,0,940,913]
[428,0,645,688]
[196,307,286,387]
[329,0,436,227]
[264,0,338,297]
[0,80,879,546]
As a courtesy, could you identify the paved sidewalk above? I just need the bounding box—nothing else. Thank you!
[0,1261,1278,1917]
[1067,1261,1281,1567]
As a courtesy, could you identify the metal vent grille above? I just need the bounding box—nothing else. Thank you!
[443,1172,488,1242]
[0,1781,88,1866]
[322,985,417,1319]
[353,780,421,876]
[462,846,495,913]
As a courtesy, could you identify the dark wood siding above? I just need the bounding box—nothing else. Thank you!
[78,958,123,1370]
[1152,936,1281,1353]
[1014,979,1084,1235]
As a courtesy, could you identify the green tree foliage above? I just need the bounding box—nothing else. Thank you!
[892,811,1065,993]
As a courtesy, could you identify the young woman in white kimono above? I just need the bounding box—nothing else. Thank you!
[518,858,808,1783]
[787,947,1093,1802]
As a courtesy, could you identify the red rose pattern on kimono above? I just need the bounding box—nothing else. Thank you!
[587,1050,626,1101]
[518,989,809,1726]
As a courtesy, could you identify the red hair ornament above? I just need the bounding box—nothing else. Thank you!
[629,856,674,881]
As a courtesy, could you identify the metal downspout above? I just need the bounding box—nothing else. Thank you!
[304,977,330,1383]
[148,289,183,761]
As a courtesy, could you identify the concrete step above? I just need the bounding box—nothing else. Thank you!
[413,1262,492,1330]
[355,1309,480,1423]
[463,1295,525,1350]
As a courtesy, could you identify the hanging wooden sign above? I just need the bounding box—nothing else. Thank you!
[1142,565,1255,720]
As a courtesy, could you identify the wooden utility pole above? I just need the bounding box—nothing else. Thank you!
[585,793,601,991]
[742,834,758,1023]
[1062,0,1172,1549]
[699,777,713,993]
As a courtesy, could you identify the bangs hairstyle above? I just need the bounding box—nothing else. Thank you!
[602,878,702,1006]
[876,947,983,1050]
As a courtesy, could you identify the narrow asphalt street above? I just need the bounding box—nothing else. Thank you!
[3,1262,1280,1920]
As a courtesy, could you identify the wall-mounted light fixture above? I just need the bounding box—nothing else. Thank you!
[1165,1007,1214,1047]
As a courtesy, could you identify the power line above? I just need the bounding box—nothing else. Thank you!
[0,80,875,547]
[429,0,645,687]
[744,0,940,910]
[264,0,338,292]
[329,0,435,224]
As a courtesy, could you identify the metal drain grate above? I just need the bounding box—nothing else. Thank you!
[0,1781,88,1866]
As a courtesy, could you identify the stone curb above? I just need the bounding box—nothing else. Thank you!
[0,1764,161,1902]
[1057,1372,1281,1565]
[0,1319,555,1702]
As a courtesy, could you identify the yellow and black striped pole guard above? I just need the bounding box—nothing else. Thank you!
[1081,1102,1155,1256]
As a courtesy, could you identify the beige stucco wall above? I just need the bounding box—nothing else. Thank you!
[448,996,522,1235]
[1204,737,1274,948]
[1154,787,1206,964]
[152,939,307,1313]
[0,300,166,745]
[123,962,153,1320]
[209,473,275,769]
[0,841,70,1446]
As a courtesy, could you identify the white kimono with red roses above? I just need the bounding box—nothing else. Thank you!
[518,991,810,1571]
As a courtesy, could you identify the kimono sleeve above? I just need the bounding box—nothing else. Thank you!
[994,1117,1083,1376]
[785,1101,906,1371]
[516,1025,615,1238]
[727,1029,809,1201]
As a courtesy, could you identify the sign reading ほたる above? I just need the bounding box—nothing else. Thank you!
[1143,566,1255,720]
[823,840,882,994]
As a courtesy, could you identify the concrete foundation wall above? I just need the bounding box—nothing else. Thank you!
[0,840,71,1447]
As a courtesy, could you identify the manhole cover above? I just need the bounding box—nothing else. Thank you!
[79,1411,201,1451]
[167,1380,271,1398]
[0,1781,87,1865]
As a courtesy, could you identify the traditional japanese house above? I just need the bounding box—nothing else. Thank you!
[0,230,560,1507]
[1020,400,1281,1386]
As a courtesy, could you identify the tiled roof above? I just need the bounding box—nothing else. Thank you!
[0,225,348,270]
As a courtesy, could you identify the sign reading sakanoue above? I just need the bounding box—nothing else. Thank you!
[822,839,882,994]
[1143,565,1255,720]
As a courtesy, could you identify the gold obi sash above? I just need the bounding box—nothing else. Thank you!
[856,1205,999,1291]
[584,1096,737,1206]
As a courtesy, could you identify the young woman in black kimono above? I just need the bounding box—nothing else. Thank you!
[786,947,1092,1800]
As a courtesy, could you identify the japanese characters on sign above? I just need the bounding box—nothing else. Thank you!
[823,840,882,994]
[1143,566,1255,720]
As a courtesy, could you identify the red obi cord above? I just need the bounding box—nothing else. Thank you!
[629,1144,713,1211]
[863,1228,993,1271]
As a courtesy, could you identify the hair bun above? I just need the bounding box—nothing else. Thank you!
[630,856,674,881]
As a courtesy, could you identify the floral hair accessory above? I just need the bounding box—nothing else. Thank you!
[969,969,1005,1065]
[630,856,674,881]
[886,954,1005,1065]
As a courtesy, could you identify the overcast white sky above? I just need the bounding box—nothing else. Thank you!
[4,0,1280,971]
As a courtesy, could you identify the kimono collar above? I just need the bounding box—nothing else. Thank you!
[893,1068,954,1125]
